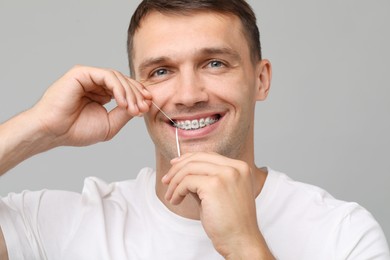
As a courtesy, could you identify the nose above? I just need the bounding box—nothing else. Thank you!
[171,68,209,108]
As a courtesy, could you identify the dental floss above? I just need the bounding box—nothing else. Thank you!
[151,101,181,157]
[152,101,176,126]
[175,127,181,157]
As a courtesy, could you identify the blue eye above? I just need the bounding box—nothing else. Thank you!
[152,68,168,77]
[209,60,224,68]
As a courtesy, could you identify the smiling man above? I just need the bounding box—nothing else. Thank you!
[0,0,389,259]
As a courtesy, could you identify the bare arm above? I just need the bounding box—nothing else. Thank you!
[0,227,8,260]
[0,65,152,175]
[0,109,54,175]
[0,66,152,257]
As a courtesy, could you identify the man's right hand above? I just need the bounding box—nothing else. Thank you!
[31,65,152,147]
[0,65,151,175]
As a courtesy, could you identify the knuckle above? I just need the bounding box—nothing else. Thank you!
[68,65,91,79]
[239,161,251,176]
[208,176,223,189]
[72,64,82,69]
[111,69,122,77]
[230,160,251,177]
[225,166,240,180]
[70,64,85,73]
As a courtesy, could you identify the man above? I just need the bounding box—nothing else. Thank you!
[0,0,389,259]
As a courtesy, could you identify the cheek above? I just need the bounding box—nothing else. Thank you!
[206,74,256,106]
[145,81,175,106]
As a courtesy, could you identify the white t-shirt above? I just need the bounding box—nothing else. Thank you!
[0,167,389,259]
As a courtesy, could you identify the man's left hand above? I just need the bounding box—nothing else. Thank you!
[162,152,274,259]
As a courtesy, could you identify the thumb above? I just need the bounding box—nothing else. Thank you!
[105,106,133,141]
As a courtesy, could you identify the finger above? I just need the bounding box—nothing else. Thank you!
[169,175,209,205]
[166,152,242,182]
[112,71,141,115]
[177,152,250,174]
[165,161,224,201]
[170,152,193,164]
[113,71,153,115]
[105,106,134,141]
[164,153,213,185]
[129,78,153,100]
[171,152,225,165]
[84,92,113,105]
[70,66,128,107]
[124,77,153,113]
[165,153,207,185]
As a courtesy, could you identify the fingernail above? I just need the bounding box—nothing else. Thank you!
[132,104,139,114]
[161,174,168,183]
[120,97,127,107]
[170,157,179,164]
[142,100,149,107]
[142,87,151,95]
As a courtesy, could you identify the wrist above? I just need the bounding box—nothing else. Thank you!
[226,248,275,260]
[0,109,57,174]
[220,233,275,260]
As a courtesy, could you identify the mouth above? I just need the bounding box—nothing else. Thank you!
[170,114,222,131]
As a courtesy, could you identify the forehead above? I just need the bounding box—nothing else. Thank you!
[132,11,248,71]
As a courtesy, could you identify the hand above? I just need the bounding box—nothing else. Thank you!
[162,152,274,259]
[31,65,152,147]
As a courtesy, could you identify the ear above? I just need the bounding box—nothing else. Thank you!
[255,59,272,101]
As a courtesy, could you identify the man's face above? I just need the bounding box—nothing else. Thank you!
[132,11,268,162]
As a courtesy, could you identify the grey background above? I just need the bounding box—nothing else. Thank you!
[0,0,389,243]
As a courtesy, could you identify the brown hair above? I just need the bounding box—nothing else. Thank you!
[127,0,262,76]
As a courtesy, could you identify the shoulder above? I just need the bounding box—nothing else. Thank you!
[259,168,355,212]
[78,167,155,210]
[258,168,390,259]
[0,168,157,259]
[81,167,155,197]
[259,167,380,227]
[1,167,155,224]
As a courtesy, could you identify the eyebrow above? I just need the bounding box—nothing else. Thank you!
[199,47,241,62]
[138,56,172,77]
[137,46,241,76]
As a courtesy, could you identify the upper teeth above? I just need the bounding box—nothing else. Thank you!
[175,117,218,130]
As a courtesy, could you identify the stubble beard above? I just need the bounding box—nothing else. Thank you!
[154,119,251,164]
